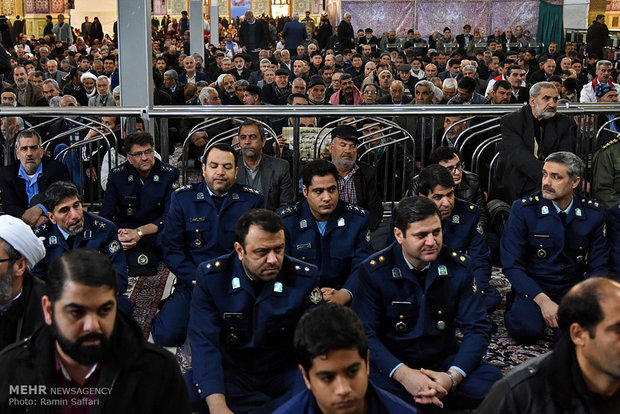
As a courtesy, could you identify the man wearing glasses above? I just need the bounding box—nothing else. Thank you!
[100,132,179,276]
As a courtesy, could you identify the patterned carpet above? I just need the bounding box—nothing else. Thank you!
[127,263,171,338]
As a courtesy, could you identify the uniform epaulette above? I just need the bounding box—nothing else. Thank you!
[289,257,317,278]
[518,195,540,207]
[33,222,49,236]
[447,250,469,265]
[110,165,126,174]
[601,137,619,150]
[160,164,175,173]
[92,218,107,230]
[278,203,299,217]
[175,183,193,193]
[581,197,603,210]
[345,202,367,216]
[242,185,261,196]
[202,255,234,273]
[367,253,388,268]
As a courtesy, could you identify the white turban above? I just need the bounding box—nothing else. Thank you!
[0,215,45,270]
[80,72,97,83]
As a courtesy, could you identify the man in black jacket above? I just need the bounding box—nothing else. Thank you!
[0,215,46,351]
[0,249,190,413]
[586,14,609,59]
[328,125,383,230]
[494,82,575,204]
[477,277,620,413]
[0,130,69,227]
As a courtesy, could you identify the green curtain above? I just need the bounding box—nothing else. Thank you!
[537,0,564,48]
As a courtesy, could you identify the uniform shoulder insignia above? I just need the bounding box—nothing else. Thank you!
[345,203,367,216]
[241,185,261,196]
[33,222,49,236]
[110,165,126,174]
[203,255,233,273]
[175,184,193,193]
[161,164,175,173]
[584,198,603,210]
[277,203,299,217]
[92,219,107,230]
[518,196,538,207]
[447,250,468,265]
[601,137,619,150]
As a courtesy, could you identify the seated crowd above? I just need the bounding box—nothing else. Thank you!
[0,11,619,414]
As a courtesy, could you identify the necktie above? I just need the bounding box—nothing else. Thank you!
[558,212,567,224]
[66,235,76,247]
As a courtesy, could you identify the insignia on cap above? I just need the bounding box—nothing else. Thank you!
[309,287,323,304]
[438,265,447,276]
[108,240,120,254]
[274,282,283,293]
[138,254,149,265]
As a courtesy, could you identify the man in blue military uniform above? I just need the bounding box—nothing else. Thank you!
[417,164,501,313]
[354,196,501,410]
[606,201,620,278]
[32,181,132,314]
[279,159,374,305]
[274,303,417,414]
[152,143,264,347]
[501,151,609,344]
[187,209,323,413]
[100,131,180,276]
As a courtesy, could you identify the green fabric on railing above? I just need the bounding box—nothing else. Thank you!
[537,0,564,49]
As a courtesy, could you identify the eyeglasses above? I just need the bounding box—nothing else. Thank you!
[0,258,13,264]
[128,148,154,157]
[445,162,463,173]
[364,90,377,95]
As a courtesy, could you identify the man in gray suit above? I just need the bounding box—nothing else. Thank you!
[235,120,295,211]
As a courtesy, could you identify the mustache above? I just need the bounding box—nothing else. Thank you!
[543,185,555,193]
[76,332,107,346]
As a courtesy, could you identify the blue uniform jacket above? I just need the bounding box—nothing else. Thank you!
[33,212,128,292]
[443,198,492,291]
[278,200,373,293]
[188,252,322,397]
[99,158,179,231]
[354,242,490,377]
[501,191,609,299]
[162,182,264,286]
[606,201,620,278]
[273,381,417,414]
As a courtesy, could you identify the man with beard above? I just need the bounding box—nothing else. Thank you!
[579,60,620,103]
[338,13,355,53]
[187,209,322,413]
[152,144,264,347]
[0,215,46,351]
[278,160,373,306]
[11,65,44,106]
[73,72,97,106]
[32,181,132,314]
[306,75,326,104]
[494,82,576,203]
[263,68,292,105]
[328,125,383,230]
[235,120,294,210]
[0,249,190,413]
[501,152,609,344]
[329,74,362,105]
[0,130,69,227]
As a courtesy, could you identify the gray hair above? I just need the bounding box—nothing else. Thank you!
[292,12,299,20]
[48,96,62,107]
[344,12,351,18]
[42,79,59,90]
[163,69,178,81]
[235,79,250,88]
[442,78,458,90]
[545,151,584,180]
[260,58,270,66]
[462,64,477,72]
[15,130,42,150]
[199,86,218,103]
[113,85,121,96]
[433,86,443,101]
[96,74,110,84]
[596,60,612,70]
[415,80,434,93]
[530,81,557,98]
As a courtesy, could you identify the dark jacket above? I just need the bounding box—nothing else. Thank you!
[0,156,70,218]
[236,154,294,211]
[476,334,620,414]
[337,20,355,52]
[0,272,45,351]
[352,161,384,230]
[282,20,306,50]
[0,311,191,413]
[586,20,609,57]
[495,104,575,203]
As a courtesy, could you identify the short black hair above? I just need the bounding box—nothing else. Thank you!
[47,250,117,303]
[302,159,339,188]
[287,93,308,104]
[393,196,439,233]
[295,303,368,373]
[428,146,460,165]
[558,278,611,338]
[493,79,511,92]
[506,64,523,77]
[234,209,285,248]
[417,164,455,196]
[457,76,476,93]
[238,120,265,140]
[202,142,237,164]
[44,181,80,212]
[124,131,155,153]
